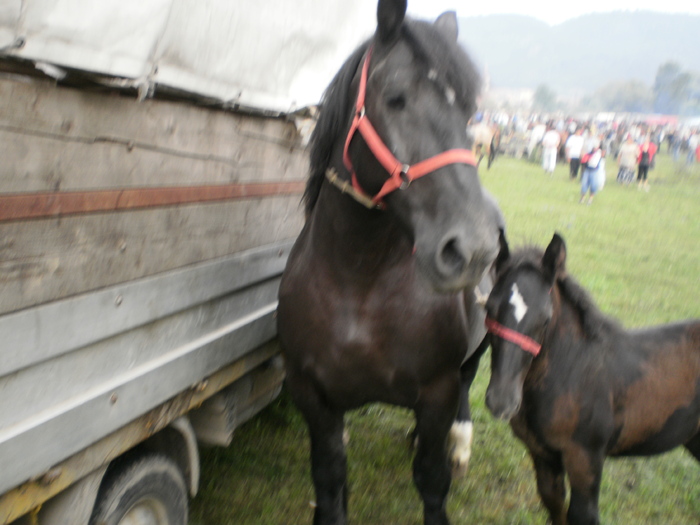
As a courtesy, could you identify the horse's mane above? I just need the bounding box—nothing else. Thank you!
[556,275,622,340]
[303,18,482,215]
[505,247,622,341]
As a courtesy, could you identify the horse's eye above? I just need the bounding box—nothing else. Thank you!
[387,93,406,110]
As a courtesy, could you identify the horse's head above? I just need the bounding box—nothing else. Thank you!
[484,233,566,420]
[309,0,499,292]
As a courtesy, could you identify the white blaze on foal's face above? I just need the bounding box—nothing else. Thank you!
[509,283,528,323]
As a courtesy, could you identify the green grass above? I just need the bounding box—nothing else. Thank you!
[190,152,700,524]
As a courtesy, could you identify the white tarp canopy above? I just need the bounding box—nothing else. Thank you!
[0,0,378,114]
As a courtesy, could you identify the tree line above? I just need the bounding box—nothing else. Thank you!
[533,62,700,116]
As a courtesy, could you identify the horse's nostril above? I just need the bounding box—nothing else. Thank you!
[439,237,466,274]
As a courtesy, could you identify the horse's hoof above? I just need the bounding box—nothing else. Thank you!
[448,421,473,479]
[451,456,470,478]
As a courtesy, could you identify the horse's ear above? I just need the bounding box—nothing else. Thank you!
[434,11,459,42]
[542,233,567,284]
[377,0,407,44]
[494,228,510,274]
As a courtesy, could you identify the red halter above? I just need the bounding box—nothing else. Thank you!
[485,317,542,357]
[342,48,477,207]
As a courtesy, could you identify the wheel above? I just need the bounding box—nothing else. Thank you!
[90,453,188,525]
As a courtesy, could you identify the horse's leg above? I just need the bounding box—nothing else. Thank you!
[684,431,700,462]
[449,336,489,477]
[413,376,459,525]
[287,374,348,525]
[531,452,567,525]
[563,445,605,525]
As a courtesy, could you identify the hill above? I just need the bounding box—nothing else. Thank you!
[457,12,700,95]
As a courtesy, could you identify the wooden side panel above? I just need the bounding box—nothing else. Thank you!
[0,76,308,314]
[0,78,306,192]
[0,196,303,314]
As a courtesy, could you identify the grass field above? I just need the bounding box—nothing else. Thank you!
[190,151,700,525]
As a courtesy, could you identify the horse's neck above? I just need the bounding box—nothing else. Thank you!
[536,284,621,378]
[537,285,590,362]
[305,169,412,275]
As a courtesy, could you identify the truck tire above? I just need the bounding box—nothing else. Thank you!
[89,453,188,525]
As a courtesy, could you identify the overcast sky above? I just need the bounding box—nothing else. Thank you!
[407,0,700,25]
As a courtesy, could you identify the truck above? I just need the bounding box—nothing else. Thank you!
[0,1,375,523]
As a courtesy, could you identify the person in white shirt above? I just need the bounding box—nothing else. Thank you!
[565,128,584,180]
[541,126,561,175]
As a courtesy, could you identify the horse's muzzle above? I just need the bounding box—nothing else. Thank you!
[485,385,522,421]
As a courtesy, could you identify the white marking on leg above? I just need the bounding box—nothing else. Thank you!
[448,421,473,478]
[509,283,528,323]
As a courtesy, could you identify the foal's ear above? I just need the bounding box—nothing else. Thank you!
[434,11,459,42]
[377,0,407,44]
[494,228,510,274]
[542,233,567,284]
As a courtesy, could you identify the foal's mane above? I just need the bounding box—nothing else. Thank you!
[303,18,481,215]
[506,247,622,341]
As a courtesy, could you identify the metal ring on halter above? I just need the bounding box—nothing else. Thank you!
[399,165,411,189]
[358,106,366,119]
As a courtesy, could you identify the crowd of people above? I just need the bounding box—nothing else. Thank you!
[473,112,700,204]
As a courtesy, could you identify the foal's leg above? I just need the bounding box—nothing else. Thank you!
[449,337,489,477]
[563,446,605,525]
[414,376,460,525]
[288,375,348,525]
[531,452,567,525]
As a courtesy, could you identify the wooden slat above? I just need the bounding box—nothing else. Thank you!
[0,182,305,222]
[0,197,303,314]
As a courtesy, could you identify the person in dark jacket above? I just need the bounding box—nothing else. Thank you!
[637,137,657,192]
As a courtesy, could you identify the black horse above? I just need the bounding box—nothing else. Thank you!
[484,232,700,525]
[277,1,502,523]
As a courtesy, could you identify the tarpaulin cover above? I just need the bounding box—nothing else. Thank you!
[0,0,378,114]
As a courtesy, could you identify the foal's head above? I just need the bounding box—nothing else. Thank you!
[484,233,567,420]
[306,0,500,291]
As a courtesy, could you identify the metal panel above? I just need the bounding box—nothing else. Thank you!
[0,341,280,524]
[0,239,293,377]
[0,301,278,495]
[0,276,281,427]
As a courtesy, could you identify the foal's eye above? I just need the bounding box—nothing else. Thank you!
[386,93,407,110]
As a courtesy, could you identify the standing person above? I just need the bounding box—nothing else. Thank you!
[582,126,601,156]
[637,136,657,191]
[527,122,546,159]
[616,134,638,185]
[579,143,604,204]
[541,125,561,175]
[687,131,699,166]
[565,128,584,180]
[671,131,682,161]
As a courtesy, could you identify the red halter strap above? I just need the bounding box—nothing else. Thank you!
[485,317,542,357]
[342,48,477,207]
